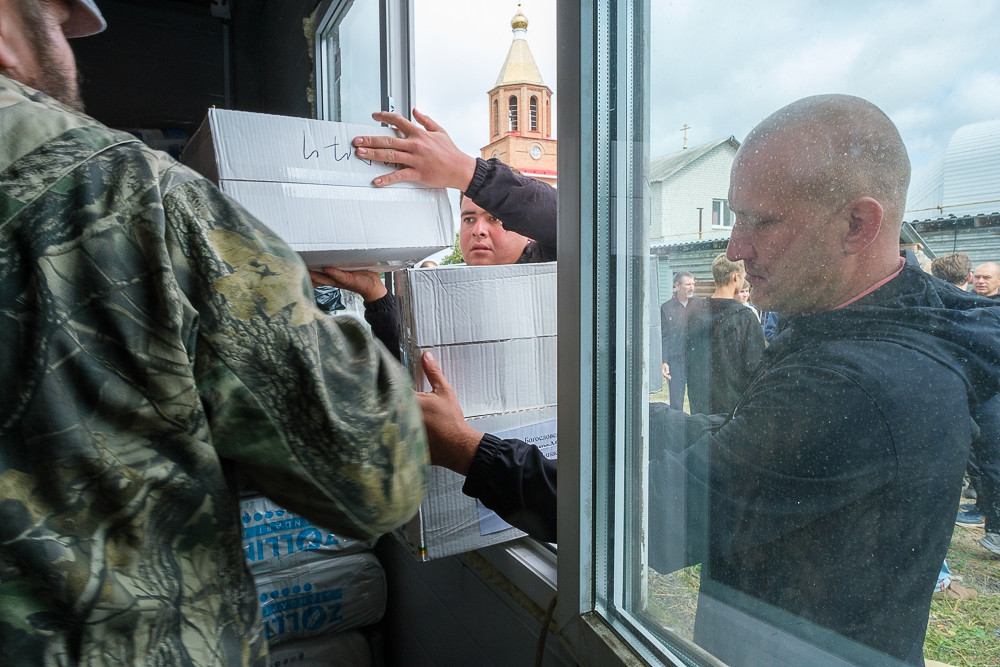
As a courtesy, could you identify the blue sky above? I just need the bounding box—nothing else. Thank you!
[416,0,1000,180]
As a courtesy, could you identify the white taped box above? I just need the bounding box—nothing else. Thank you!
[255,552,386,647]
[266,631,372,667]
[396,408,557,561]
[182,109,452,270]
[395,263,557,418]
[240,495,374,576]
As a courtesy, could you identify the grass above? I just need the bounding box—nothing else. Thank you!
[925,525,1000,666]
[644,387,1000,665]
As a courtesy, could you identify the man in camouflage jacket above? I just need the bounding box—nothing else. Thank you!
[0,1,427,663]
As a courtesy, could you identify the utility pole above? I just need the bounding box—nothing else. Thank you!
[680,124,691,150]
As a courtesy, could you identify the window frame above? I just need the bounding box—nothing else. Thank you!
[555,1,698,664]
[509,95,520,132]
[313,0,414,122]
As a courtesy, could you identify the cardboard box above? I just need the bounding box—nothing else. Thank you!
[397,408,557,561]
[393,263,558,559]
[255,552,386,646]
[239,495,375,576]
[182,108,452,270]
[395,263,557,419]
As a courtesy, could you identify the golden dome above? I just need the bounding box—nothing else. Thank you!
[512,11,528,30]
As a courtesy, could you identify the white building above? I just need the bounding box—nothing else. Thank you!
[907,118,1000,221]
[649,137,740,244]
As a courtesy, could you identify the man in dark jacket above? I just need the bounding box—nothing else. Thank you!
[684,253,764,415]
[416,94,1000,664]
[660,271,700,410]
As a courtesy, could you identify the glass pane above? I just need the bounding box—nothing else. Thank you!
[619,1,1000,665]
[320,0,381,124]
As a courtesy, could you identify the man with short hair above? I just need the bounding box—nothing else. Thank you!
[0,1,427,661]
[973,261,1000,299]
[684,253,764,415]
[647,94,1000,664]
[660,271,700,410]
[931,252,973,288]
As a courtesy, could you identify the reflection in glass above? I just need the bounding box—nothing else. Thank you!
[320,0,381,124]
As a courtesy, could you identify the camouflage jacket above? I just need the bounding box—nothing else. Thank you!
[0,75,428,665]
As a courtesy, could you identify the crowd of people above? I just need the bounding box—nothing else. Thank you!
[3,2,1000,665]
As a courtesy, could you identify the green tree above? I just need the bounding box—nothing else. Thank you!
[440,232,464,265]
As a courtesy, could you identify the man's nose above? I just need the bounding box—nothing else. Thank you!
[472,219,489,236]
[726,220,753,261]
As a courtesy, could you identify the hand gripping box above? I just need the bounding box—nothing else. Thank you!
[396,408,557,561]
[395,262,558,418]
[182,108,452,270]
[254,552,386,647]
[239,495,375,577]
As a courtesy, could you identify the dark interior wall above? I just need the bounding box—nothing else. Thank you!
[72,0,319,137]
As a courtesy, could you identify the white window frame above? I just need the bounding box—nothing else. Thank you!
[712,198,734,228]
[313,0,414,121]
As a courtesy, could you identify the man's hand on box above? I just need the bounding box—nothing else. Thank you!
[310,268,387,303]
[354,109,477,191]
[416,351,483,476]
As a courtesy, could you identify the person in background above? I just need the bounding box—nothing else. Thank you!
[972,261,1000,299]
[930,255,1000,551]
[683,253,765,416]
[0,1,427,661]
[736,280,761,321]
[660,271,701,411]
[931,252,972,290]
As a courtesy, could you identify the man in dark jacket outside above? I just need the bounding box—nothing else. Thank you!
[683,253,764,415]
[660,271,700,410]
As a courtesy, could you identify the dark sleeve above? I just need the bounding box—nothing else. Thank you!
[462,433,558,542]
[648,364,894,572]
[363,293,401,361]
[464,157,557,260]
[660,303,670,360]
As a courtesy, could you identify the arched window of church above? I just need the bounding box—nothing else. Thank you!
[493,99,499,137]
[508,96,518,132]
[530,96,538,131]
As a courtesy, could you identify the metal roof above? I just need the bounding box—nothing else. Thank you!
[649,137,739,183]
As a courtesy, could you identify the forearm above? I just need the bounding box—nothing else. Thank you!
[462,433,558,542]
[364,293,402,361]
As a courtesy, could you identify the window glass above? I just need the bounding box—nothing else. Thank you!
[509,95,519,131]
[317,0,381,123]
[601,1,1000,665]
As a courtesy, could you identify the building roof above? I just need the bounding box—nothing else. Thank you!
[494,11,547,88]
[649,136,739,183]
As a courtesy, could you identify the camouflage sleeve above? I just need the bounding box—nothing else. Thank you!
[159,163,428,539]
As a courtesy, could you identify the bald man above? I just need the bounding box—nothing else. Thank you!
[973,261,1000,299]
[644,94,1000,664]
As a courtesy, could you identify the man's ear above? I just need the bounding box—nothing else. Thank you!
[842,197,884,255]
